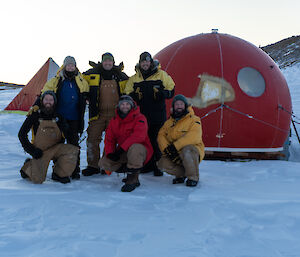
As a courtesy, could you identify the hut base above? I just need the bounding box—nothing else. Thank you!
[204,151,288,161]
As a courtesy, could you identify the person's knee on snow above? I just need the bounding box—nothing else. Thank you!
[180,145,200,182]
[53,144,79,178]
[18,91,78,184]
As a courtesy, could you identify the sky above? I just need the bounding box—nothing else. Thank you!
[1,0,300,84]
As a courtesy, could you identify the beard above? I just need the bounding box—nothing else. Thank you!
[117,108,131,119]
[172,108,188,119]
[41,104,55,115]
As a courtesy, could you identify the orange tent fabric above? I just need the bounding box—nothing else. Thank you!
[5,58,59,112]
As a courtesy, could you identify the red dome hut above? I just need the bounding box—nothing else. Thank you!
[154,32,292,159]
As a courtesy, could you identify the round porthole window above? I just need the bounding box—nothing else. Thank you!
[237,67,266,97]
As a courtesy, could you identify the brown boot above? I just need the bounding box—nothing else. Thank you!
[122,176,140,187]
[121,173,140,192]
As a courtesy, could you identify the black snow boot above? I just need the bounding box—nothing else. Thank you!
[121,183,139,192]
[20,170,29,179]
[140,165,152,173]
[186,179,198,187]
[121,172,140,192]
[82,166,100,176]
[20,158,31,179]
[122,177,141,187]
[140,159,154,173]
[172,177,186,184]
[153,159,163,176]
[71,165,80,180]
[153,168,163,176]
[115,163,127,174]
[100,169,107,175]
[51,172,71,184]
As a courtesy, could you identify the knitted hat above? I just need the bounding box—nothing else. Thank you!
[118,95,135,109]
[63,56,76,67]
[172,94,188,108]
[102,52,114,63]
[139,52,153,63]
[41,91,57,105]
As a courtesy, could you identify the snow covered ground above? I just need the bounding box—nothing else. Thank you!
[0,64,300,257]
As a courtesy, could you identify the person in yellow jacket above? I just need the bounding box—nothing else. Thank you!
[125,52,175,176]
[38,56,89,179]
[157,94,205,187]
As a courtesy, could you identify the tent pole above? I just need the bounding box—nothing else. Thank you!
[291,119,300,144]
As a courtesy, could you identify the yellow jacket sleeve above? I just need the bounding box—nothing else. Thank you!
[124,76,135,95]
[161,70,175,91]
[82,74,91,84]
[173,120,203,151]
[157,121,171,152]
[41,77,59,94]
[119,80,128,94]
[75,74,90,93]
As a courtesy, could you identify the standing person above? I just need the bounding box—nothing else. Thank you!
[18,91,79,184]
[125,52,175,176]
[82,52,129,176]
[157,95,205,187]
[40,56,89,180]
[99,95,153,192]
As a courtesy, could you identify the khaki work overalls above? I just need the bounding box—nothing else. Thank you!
[87,80,119,168]
[21,119,79,184]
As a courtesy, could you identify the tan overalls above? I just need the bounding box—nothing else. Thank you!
[21,119,79,184]
[157,145,200,181]
[87,80,119,168]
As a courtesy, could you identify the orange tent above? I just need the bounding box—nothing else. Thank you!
[4,58,59,112]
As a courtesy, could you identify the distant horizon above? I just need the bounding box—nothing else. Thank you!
[1,33,298,85]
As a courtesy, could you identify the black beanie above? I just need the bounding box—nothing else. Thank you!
[139,52,153,63]
[102,52,115,63]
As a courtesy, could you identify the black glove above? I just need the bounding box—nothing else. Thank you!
[107,148,125,162]
[32,148,43,159]
[164,144,181,164]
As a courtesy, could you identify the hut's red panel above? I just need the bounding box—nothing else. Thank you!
[154,33,292,153]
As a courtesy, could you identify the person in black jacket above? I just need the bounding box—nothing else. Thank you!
[125,52,175,176]
[19,91,79,184]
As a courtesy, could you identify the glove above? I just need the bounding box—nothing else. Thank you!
[135,87,143,101]
[107,148,125,162]
[164,144,181,164]
[32,148,43,159]
[153,86,164,102]
[27,105,39,116]
[133,85,143,101]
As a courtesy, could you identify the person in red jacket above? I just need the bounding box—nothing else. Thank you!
[99,95,153,192]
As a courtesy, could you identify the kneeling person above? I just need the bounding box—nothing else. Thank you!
[99,96,153,192]
[18,91,79,184]
[157,94,205,187]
